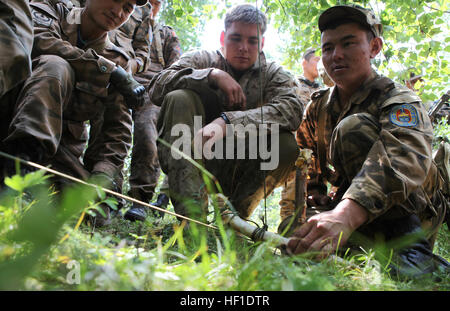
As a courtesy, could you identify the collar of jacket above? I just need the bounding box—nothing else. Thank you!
[328,70,395,108]
[299,77,320,89]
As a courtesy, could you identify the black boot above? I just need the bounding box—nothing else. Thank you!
[151,193,170,218]
[388,237,450,280]
[358,213,450,280]
[124,202,147,222]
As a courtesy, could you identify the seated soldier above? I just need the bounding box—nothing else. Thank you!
[148,4,304,222]
[287,5,449,278]
[3,0,149,226]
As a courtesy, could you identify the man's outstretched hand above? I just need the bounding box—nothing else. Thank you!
[287,199,368,258]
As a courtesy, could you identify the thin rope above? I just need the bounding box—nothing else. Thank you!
[0,151,218,230]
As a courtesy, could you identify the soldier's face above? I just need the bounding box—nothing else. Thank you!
[220,21,264,72]
[321,23,382,89]
[303,55,320,79]
[86,0,136,31]
[150,0,162,18]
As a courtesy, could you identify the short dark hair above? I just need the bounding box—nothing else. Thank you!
[322,19,375,42]
[224,4,267,35]
[303,49,317,61]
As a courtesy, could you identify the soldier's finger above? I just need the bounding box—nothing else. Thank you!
[239,91,247,109]
[287,238,301,255]
[295,220,313,238]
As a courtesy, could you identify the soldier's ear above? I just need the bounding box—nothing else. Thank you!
[369,37,383,59]
[260,36,265,50]
[220,31,225,47]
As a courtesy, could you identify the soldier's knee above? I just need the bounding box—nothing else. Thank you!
[164,89,201,111]
[33,55,75,84]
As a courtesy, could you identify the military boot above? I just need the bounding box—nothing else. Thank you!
[151,193,170,217]
[124,202,147,222]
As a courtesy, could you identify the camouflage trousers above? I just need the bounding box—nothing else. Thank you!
[315,113,444,245]
[157,89,299,221]
[4,55,131,183]
[128,104,161,202]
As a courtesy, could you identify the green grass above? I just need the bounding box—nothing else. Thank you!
[0,118,448,291]
[0,170,448,291]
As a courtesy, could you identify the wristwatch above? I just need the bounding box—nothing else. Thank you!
[220,112,230,124]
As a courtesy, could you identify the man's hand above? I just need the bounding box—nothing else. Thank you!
[110,65,147,109]
[193,117,227,159]
[287,199,368,258]
[209,69,246,110]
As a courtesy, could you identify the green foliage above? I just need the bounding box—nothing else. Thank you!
[159,0,217,51]
[0,169,98,289]
[433,116,450,149]
[261,0,449,102]
[0,169,449,291]
[158,0,448,102]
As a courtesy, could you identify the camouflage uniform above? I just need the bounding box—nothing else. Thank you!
[108,3,153,75]
[296,71,445,244]
[0,0,33,151]
[150,49,304,220]
[84,3,154,188]
[4,2,132,183]
[128,21,182,204]
[279,77,321,221]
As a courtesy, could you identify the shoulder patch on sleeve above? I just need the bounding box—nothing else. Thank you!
[32,8,54,27]
[389,104,419,127]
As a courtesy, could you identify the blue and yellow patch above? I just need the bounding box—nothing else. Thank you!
[389,104,419,127]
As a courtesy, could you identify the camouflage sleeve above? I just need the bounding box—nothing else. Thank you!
[343,90,434,221]
[0,0,33,97]
[295,79,314,107]
[224,65,304,132]
[148,50,218,106]
[30,3,116,90]
[162,26,182,68]
[131,12,152,73]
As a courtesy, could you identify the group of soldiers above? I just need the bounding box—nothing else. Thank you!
[0,0,448,278]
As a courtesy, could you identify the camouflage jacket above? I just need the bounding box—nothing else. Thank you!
[296,71,438,222]
[30,1,131,98]
[0,0,34,97]
[149,49,304,131]
[146,21,182,75]
[29,2,133,178]
[295,76,321,106]
[109,3,152,74]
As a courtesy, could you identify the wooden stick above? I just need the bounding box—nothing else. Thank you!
[222,211,290,247]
